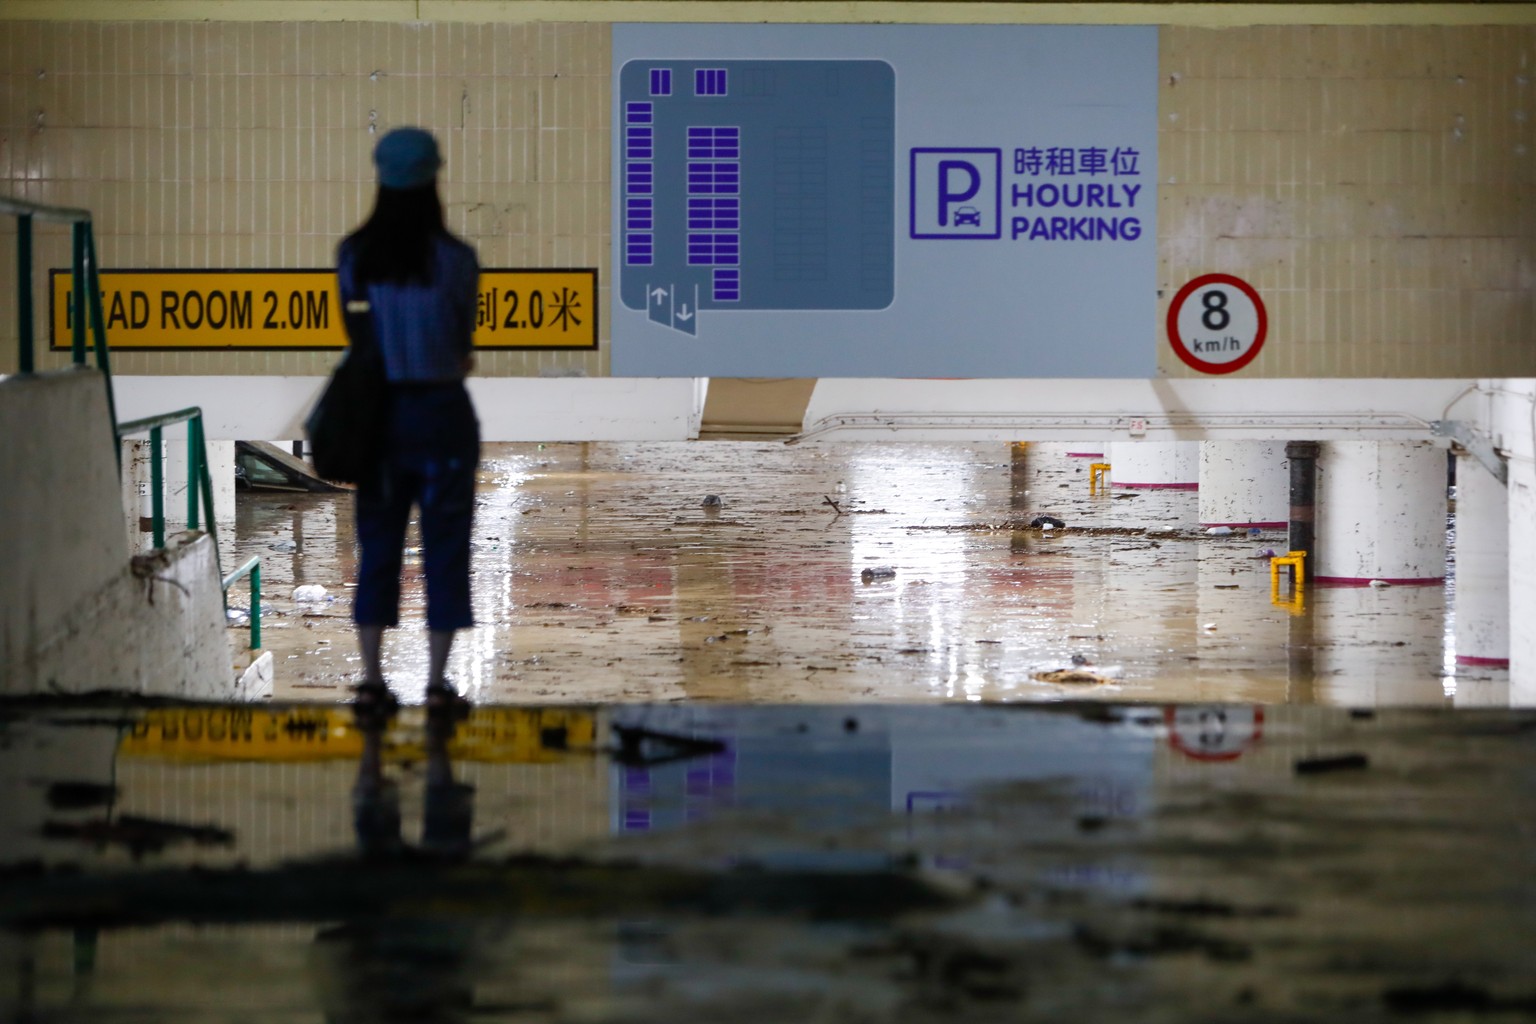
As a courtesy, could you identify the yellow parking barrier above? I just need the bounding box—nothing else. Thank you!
[1270,550,1307,611]
[1089,462,1111,494]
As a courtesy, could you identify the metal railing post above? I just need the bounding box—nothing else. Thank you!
[83,228,119,460]
[188,415,201,530]
[197,414,220,573]
[70,222,88,366]
[222,556,263,651]
[17,214,33,374]
[149,426,165,549]
[250,562,262,649]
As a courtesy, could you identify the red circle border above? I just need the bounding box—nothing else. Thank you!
[1166,273,1268,375]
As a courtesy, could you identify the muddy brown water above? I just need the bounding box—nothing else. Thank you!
[227,441,1494,707]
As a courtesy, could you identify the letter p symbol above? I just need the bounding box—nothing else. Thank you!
[909,148,1001,239]
[937,160,981,226]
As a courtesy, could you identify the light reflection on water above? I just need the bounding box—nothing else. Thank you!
[227,441,1495,707]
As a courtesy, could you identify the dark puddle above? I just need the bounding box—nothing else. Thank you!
[3,699,1535,1021]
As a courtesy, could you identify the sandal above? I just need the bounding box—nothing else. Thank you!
[350,679,400,724]
[424,683,472,731]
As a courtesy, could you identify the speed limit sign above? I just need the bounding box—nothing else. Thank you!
[1166,273,1267,374]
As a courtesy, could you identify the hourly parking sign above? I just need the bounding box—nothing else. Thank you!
[612,24,1157,378]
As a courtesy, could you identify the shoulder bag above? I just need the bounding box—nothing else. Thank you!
[305,297,387,484]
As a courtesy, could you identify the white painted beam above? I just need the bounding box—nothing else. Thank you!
[798,378,1485,443]
[110,376,706,442]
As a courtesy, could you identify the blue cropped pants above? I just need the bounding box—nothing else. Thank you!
[353,382,479,631]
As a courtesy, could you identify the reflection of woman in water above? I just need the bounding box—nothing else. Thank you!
[310,701,479,1022]
[338,126,481,710]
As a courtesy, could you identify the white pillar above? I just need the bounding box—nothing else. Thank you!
[1510,462,1536,706]
[1107,441,1199,489]
[1198,441,1287,530]
[1315,441,1446,584]
[1453,455,1509,669]
[120,439,154,552]
[168,438,237,524]
[1312,587,1449,706]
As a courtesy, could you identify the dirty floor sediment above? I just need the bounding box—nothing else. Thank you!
[228,440,1488,707]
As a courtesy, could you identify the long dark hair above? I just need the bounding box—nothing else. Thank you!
[345,185,446,285]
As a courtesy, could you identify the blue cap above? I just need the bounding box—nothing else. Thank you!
[373,127,441,189]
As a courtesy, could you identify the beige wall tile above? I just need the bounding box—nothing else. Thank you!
[3,19,1531,378]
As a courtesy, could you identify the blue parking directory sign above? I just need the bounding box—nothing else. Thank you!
[612,25,1158,378]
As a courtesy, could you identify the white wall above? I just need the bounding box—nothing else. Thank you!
[1486,379,1536,703]
[800,378,1482,442]
[1,369,234,697]
[111,376,1481,444]
[112,376,706,442]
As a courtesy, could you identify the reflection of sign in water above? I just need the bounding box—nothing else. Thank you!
[52,268,597,350]
[1165,705,1265,762]
[119,706,595,764]
[618,58,896,337]
[1166,273,1267,374]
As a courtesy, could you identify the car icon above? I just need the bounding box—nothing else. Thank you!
[953,206,982,227]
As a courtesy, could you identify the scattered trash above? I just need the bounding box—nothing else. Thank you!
[1252,548,1278,559]
[1294,753,1369,774]
[1368,579,1392,588]
[1032,664,1120,685]
[701,494,723,508]
[268,539,297,553]
[1215,584,1240,589]
[1031,653,1122,685]
[1205,526,1234,536]
[225,607,250,626]
[1030,515,1066,529]
[860,566,897,582]
[1248,527,1264,537]
[46,782,117,810]
[1201,622,1218,631]
[292,584,328,603]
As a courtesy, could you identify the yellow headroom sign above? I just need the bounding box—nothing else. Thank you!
[50,268,597,350]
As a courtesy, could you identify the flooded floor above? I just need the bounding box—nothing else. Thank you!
[227,441,1503,708]
[3,698,1534,1022]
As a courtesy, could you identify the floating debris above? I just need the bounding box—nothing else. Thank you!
[1205,526,1234,536]
[701,494,723,508]
[1295,753,1370,775]
[1032,666,1116,685]
[861,566,897,582]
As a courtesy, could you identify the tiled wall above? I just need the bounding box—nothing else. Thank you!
[0,19,610,377]
[1,15,1532,378]
[1159,24,1535,377]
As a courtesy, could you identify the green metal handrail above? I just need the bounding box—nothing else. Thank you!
[8,196,260,651]
[222,557,263,651]
[116,408,218,560]
[117,408,261,651]
[4,196,117,434]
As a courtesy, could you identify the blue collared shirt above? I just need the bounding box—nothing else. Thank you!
[336,233,480,383]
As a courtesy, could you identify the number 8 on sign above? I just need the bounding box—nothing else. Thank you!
[1166,273,1267,374]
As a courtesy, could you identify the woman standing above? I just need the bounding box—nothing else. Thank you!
[338,127,480,710]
